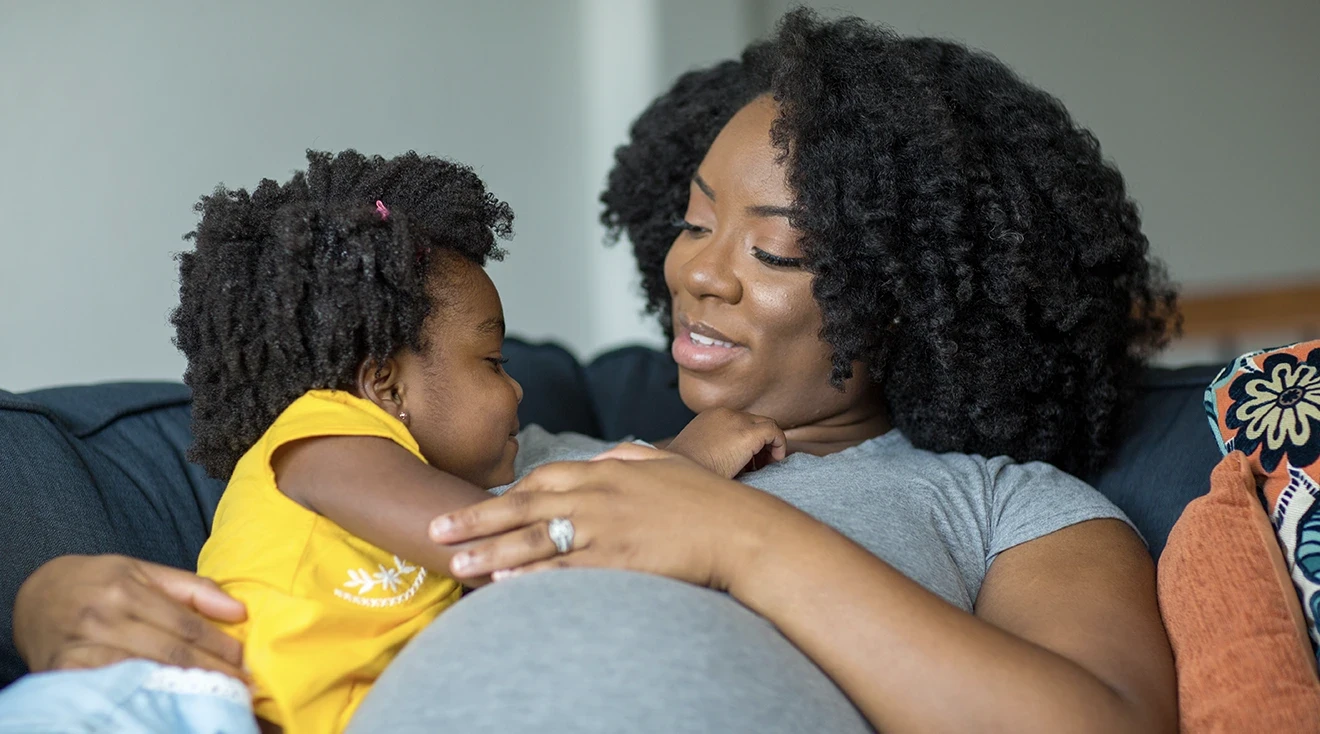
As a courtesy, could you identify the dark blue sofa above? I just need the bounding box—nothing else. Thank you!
[0,339,1224,687]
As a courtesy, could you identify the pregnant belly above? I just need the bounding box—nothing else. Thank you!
[347,568,871,734]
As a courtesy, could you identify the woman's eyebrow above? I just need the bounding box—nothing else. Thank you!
[746,204,794,219]
[693,174,790,218]
[693,174,716,201]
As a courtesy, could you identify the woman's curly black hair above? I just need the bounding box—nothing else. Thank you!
[602,9,1179,476]
[172,150,513,479]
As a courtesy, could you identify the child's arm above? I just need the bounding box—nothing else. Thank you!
[665,408,788,478]
[272,435,490,579]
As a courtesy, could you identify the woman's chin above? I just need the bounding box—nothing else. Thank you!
[677,372,744,415]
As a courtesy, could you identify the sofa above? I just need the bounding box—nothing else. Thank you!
[0,338,1226,688]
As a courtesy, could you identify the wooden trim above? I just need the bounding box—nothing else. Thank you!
[1177,281,1320,340]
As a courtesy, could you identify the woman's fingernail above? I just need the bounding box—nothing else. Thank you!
[451,553,472,572]
[431,516,453,538]
[491,569,511,582]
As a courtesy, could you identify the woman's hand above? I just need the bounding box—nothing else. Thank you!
[428,444,809,589]
[13,555,247,679]
[666,408,787,478]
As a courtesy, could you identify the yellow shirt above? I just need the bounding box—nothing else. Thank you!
[197,390,462,733]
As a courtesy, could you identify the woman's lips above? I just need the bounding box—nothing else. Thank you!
[671,321,746,372]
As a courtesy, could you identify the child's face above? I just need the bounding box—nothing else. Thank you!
[396,258,523,488]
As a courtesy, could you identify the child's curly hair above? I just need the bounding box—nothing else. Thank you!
[602,9,1179,476]
[172,149,513,479]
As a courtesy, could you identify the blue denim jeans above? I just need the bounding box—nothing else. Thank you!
[0,660,256,733]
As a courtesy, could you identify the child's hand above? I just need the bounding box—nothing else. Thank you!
[665,408,787,478]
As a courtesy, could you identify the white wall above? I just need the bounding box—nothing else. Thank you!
[0,0,753,391]
[757,0,1320,295]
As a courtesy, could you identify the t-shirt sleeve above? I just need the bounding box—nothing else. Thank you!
[262,390,423,463]
[985,458,1140,565]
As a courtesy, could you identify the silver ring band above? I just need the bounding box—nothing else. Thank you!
[547,517,575,555]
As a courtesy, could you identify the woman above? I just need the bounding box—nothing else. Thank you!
[13,11,1179,732]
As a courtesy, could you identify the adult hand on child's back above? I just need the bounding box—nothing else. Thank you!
[666,407,787,478]
[13,554,247,680]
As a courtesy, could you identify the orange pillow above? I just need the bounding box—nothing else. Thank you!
[1159,451,1320,732]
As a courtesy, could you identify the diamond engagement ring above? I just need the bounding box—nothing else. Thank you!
[547,517,575,555]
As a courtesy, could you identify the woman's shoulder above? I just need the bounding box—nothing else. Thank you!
[857,430,1099,495]
[887,439,1138,555]
[853,431,1137,554]
[503,425,618,491]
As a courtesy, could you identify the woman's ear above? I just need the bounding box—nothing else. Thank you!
[355,358,408,424]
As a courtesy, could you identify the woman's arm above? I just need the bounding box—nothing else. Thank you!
[431,447,1176,733]
[734,507,1175,733]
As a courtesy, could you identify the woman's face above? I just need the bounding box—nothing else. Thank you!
[664,95,879,429]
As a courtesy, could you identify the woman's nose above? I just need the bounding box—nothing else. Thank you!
[679,235,742,304]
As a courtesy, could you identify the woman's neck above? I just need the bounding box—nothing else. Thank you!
[783,401,891,457]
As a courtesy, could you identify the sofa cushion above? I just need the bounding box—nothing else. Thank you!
[1089,364,1226,559]
[503,340,600,438]
[1206,340,1320,663]
[1158,451,1320,731]
[584,346,694,442]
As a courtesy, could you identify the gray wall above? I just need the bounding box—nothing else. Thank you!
[758,0,1320,294]
[2,1,1315,390]
[0,0,594,390]
[0,0,755,391]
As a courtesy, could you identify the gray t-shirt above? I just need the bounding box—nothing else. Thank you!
[506,425,1132,611]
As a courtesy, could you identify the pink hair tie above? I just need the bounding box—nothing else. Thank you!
[375,200,390,220]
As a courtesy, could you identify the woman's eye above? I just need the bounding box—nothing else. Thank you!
[753,247,805,269]
[487,356,509,369]
[671,217,710,237]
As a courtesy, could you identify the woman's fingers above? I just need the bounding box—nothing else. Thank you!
[429,471,584,543]
[75,616,247,681]
[47,642,136,672]
[449,520,576,579]
[127,581,245,671]
[141,563,246,624]
[491,550,598,582]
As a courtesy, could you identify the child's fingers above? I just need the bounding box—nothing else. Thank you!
[752,418,788,463]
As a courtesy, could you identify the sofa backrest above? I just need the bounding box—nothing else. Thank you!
[0,339,1224,687]
[0,383,223,685]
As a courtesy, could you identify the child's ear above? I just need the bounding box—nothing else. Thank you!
[355,358,408,424]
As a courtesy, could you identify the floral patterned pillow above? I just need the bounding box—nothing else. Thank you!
[1206,340,1320,664]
